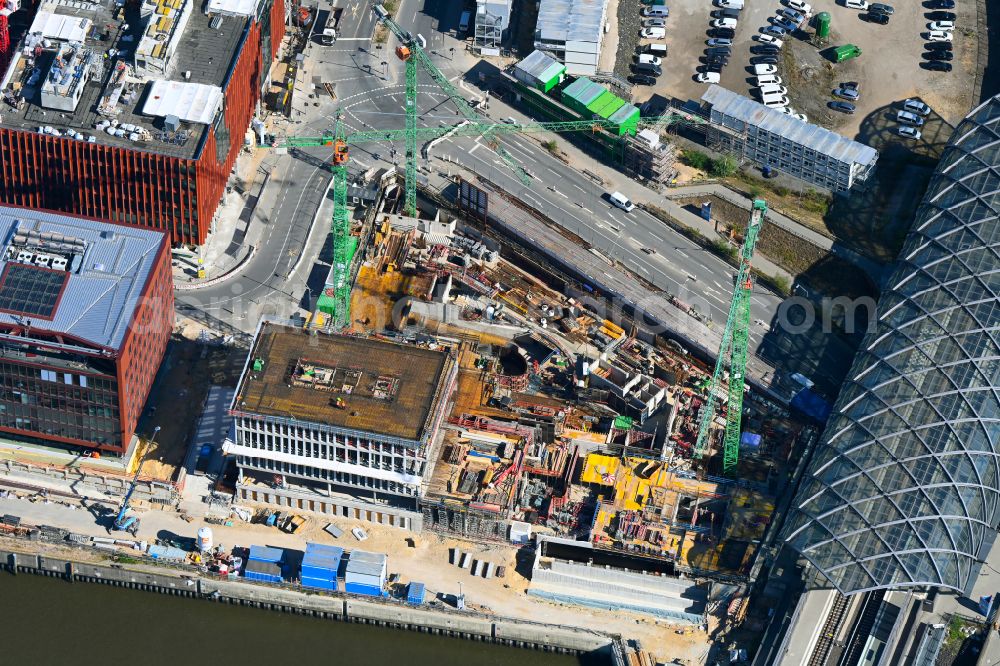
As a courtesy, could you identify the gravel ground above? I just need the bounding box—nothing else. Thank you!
[614,0,643,80]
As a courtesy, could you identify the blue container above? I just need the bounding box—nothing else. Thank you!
[345,582,384,597]
[245,559,283,583]
[249,545,284,564]
[406,582,426,604]
[302,576,338,591]
[302,543,343,580]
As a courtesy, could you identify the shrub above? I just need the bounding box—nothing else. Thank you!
[681,150,711,171]
[542,140,559,152]
[710,154,738,178]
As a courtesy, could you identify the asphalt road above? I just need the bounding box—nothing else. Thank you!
[178,0,855,392]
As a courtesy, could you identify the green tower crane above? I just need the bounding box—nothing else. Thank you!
[693,198,766,477]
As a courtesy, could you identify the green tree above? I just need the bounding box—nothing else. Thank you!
[710,154,738,178]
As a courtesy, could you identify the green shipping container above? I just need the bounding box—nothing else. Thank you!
[608,104,640,136]
[586,90,617,115]
[596,95,627,119]
[561,78,605,117]
[833,44,861,62]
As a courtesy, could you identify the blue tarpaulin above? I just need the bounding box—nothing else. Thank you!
[790,388,832,422]
[740,432,762,450]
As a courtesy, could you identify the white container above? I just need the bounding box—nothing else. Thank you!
[197,526,214,552]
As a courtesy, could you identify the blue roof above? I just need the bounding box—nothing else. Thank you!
[0,206,165,350]
[303,543,344,570]
[248,545,284,563]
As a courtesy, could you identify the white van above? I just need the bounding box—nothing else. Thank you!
[711,17,738,28]
[762,94,789,108]
[753,63,778,75]
[714,0,744,8]
[647,43,667,57]
[754,74,782,85]
[696,71,721,83]
[609,191,635,212]
[644,6,669,17]
[638,54,661,66]
[759,84,788,95]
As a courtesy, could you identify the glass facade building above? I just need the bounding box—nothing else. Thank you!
[784,96,1000,595]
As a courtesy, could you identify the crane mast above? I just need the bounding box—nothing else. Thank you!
[693,199,766,477]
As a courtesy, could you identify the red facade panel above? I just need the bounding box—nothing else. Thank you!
[0,0,284,247]
[115,235,174,453]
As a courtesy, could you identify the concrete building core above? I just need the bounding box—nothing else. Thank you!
[227,322,459,517]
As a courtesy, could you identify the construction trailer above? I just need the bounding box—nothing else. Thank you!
[345,550,388,596]
[245,545,285,583]
[301,543,344,591]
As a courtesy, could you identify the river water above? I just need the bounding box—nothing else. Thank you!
[1,573,594,665]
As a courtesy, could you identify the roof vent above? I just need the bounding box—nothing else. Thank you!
[164,114,180,132]
[93,262,106,271]
[101,230,116,240]
[183,70,192,80]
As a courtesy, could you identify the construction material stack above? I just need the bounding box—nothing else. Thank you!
[301,543,343,591]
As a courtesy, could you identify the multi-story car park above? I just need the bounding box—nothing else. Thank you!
[0,205,172,454]
[700,84,877,192]
[0,0,286,245]
[225,321,459,530]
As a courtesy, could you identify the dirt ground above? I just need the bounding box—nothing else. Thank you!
[0,495,713,664]
[135,322,247,481]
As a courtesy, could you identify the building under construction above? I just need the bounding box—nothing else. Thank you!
[226,320,459,529]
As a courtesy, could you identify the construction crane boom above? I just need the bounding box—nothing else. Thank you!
[693,199,766,477]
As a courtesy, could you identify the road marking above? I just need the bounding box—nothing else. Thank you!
[676,250,689,258]
[335,37,371,41]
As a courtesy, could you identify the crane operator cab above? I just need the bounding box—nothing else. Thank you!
[332,140,349,165]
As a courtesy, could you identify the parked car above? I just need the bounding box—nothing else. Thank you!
[829,101,856,114]
[641,27,666,38]
[869,3,894,13]
[833,87,860,101]
[864,11,889,23]
[922,60,953,71]
[752,43,781,53]
[705,63,725,73]
[926,0,954,8]
[770,17,798,31]
[643,18,667,27]
[757,34,783,46]
[925,11,956,21]
[628,74,657,85]
[636,53,662,66]
[712,18,738,28]
[926,40,953,50]
[696,71,722,83]
[763,97,790,108]
[752,55,780,65]
[763,24,787,37]
[924,51,953,61]
[903,98,931,115]
[705,56,730,66]
[641,6,669,16]
[785,0,811,11]
[707,37,733,46]
[841,80,861,92]
[898,126,922,140]
[845,0,868,8]
[632,62,663,75]
[710,27,736,38]
[792,112,808,121]
[897,110,925,126]
[753,63,778,75]
[927,30,953,41]
[754,74,783,85]
[777,8,804,23]
[928,20,955,31]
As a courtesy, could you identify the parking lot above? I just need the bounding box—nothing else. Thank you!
[614,0,978,137]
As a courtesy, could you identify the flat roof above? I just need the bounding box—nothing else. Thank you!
[0,205,165,351]
[701,85,878,166]
[0,0,253,159]
[236,323,452,444]
[535,0,605,45]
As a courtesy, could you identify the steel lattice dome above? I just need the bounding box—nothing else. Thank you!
[783,96,1000,595]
